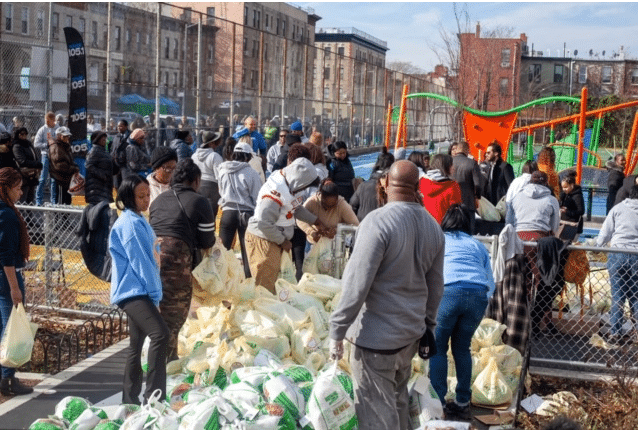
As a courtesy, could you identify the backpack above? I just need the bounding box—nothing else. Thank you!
[111,135,129,168]
[76,201,118,282]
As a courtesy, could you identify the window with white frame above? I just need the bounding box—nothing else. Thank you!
[554,64,564,83]
[602,66,612,83]
[578,65,587,84]
[206,7,215,25]
[21,7,28,35]
[5,4,13,32]
[632,69,638,85]
[501,48,511,66]
[499,78,509,96]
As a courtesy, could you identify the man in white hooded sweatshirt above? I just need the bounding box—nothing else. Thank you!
[245,157,323,293]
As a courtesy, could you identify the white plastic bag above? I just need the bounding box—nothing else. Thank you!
[408,374,444,427]
[279,251,297,285]
[121,390,179,430]
[476,196,501,222]
[68,172,85,196]
[302,237,334,275]
[471,357,513,406]
[0,303,36,367]
[297,273,342,303]
[192,245,225,296]
[304,361,357,430]
[54,396,92,424]
[262,374,306,419]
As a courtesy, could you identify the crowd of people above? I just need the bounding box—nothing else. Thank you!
[0,107,636,428]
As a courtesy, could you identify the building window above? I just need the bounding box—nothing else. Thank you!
[242,68,246,86]
[252,40,258,58]
[528,64,541,83]
[264,43,268,61]
[208,44,214,64]
[340,67,344,81]
[282,20,286,37]
[126,30,131,48]
[499,78,508,96]
[276,18,280,35]
[323,87,329,99]
[257,11,261,29]
[554,64,564,83]
[91,21,98,47]
[115,27,121,50]
[5,4,12,32]
[52,12,59,39]
[265,14,269,31]
[206,7,215,25]
[253,10,257,28]
[136,32,141,51]
[164,37,170,59]
[632,69,638,85]
[173,38,179,60]
[66,15,72,29]
[578,65,587,84]
[250,70,256,88]
[21,7,28,35]
[244,7,248,26]
[338,46,345,56]
[207,75,213,98]
[325,47,331,58]
[78,18,85,39]
[501,48,511,67]
[36,10,44,36]
[324,67,330,80]
[602,66,612,83]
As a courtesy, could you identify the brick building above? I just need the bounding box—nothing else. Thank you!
[458,23,527,112]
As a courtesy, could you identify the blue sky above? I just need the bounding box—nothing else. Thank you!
[298,2,638,71]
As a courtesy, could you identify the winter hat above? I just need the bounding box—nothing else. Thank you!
[176,130,190,140]
[130,128,145,140]
[201,131,222,147]
[90,130,107,146]
[151,146,178,170]
[233,142,254,154]
[290,121,303,131]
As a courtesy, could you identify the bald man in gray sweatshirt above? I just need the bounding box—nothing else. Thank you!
[329,160,445,430]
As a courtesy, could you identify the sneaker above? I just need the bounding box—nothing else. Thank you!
[444,401,472,421]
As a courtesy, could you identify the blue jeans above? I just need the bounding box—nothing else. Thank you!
[35,152,57,205]
[608,252,638,336]
[430,286,488,405]
[0,270,25,379]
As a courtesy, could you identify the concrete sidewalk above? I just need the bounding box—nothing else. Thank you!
[0,340,129,430]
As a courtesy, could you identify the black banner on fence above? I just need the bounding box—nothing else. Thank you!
[64,27,89,159]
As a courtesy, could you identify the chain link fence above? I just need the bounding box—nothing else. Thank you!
[18,203,112,315]
[0,2,456,148]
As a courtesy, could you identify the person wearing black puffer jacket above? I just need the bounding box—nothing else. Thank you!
[85,131,118,204]
[606,153,625,213]
[558,172,585,237]
[12,127,42,204]
[327,141,355,202]
[350,147,395,221]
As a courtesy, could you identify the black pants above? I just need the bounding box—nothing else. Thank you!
[57,183,72,205]
[199,180,220,222]
[121,296,169,405]
[219,209,252,278]
[291,227,307,281]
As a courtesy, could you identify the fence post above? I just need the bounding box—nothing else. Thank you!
[105,3,112,123]
[155,3,161,145]
[196,15,202,129]
[44,210,53,306]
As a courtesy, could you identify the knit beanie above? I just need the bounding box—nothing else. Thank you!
[151,146,178,170]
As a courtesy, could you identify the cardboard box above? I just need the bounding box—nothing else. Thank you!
[552,311,600,336]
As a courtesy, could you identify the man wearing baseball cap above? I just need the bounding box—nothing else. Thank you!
[48,126,79,204]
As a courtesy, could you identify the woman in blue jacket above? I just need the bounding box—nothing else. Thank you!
[0,167,33,396]
[109,174,168,405]
[429,204,494,420]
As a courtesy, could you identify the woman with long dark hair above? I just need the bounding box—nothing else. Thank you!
[12,128,42,204]
[109,174,168,404]
[0,167,33,395]
[327,141,356,202]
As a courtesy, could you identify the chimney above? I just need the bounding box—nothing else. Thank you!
[476,22,481,38]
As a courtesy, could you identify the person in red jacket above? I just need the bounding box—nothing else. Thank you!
[419,154,462,223]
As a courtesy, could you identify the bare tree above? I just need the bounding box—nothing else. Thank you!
[386,61,426,75]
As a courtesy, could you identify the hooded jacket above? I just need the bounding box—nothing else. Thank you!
[125,137,151,176]
[607,160,626,210]
[85,144,116,204]
[170,138,194,161]
[327,155,355,201]
[13,137,42,186]
[419,169,462,224]
[217,160,262,212]
[192,147,222,183]
[48,137,79,185]
[597,198,638,249]
[506,183,560,233]
[247,157,319,244]
[0,141,18,170]
[350,170,384,222]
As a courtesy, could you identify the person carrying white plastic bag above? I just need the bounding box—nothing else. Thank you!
[0,303,36,368]
[0,167,35,396]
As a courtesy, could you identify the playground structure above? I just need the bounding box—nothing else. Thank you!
[387,86,638,184]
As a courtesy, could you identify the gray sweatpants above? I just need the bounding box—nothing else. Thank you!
[350,341,419,430]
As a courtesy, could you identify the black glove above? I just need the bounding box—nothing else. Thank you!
[418,327,437,360]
